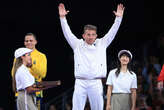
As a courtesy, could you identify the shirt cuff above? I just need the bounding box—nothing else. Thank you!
[115,16,122,22]
[60,17,67,23]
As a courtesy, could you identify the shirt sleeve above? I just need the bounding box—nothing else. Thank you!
[101,16,122,48]
[106,71,113,85]
[11,58,16,77]
[60,17,80,50]
[158,65,164,81]
[131,74,137,89]
[30,53,47,80]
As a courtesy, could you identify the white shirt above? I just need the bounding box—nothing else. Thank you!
[106,68,137,93]
[16,64,35,91]
[60,17,122,79]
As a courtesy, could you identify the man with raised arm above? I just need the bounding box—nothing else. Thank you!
[58,3,124,110]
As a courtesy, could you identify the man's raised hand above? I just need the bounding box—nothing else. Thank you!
[113,3,125,17]
[58,3,69,18]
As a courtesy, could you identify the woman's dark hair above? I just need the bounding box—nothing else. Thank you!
[115,53,133,77]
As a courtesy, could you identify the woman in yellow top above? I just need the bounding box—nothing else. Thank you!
[11,33,47,110]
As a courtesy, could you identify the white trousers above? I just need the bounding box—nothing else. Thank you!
[72,79,104,110]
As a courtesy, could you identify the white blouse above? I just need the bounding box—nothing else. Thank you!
[106,68,137,93]
[16,64,35,91]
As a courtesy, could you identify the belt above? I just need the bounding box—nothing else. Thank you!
[17,89,24,92]
[76,77,102,80]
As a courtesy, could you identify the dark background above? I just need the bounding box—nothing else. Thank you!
[0,0,163,109]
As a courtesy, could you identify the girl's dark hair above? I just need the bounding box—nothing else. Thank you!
[115,53,133,77]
